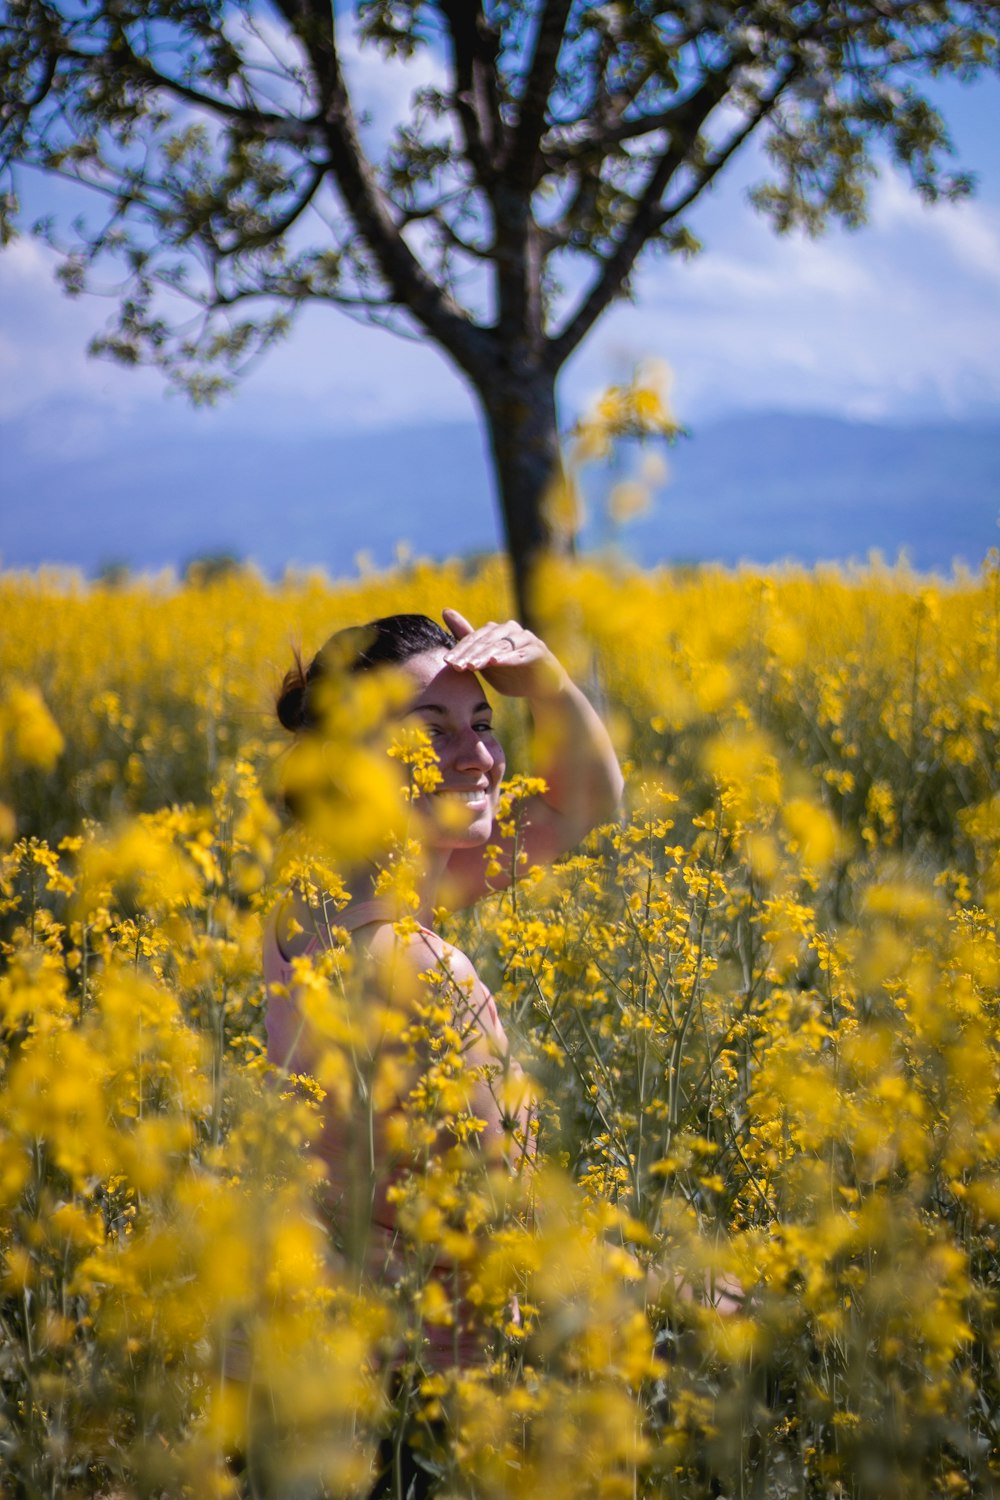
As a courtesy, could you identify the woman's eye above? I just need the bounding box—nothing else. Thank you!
[474,721,493,733]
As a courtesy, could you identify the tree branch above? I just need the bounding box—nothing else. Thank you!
[548,59,741,367]
[20,44,60,117]
[656,64,798,228]
[270,0,493,380]
[505,0,573,187]
[112,45,320,148]
[438,0,504,189]
[536,166,603,255]
[545,103,689,165]
[397,200,492,261]
[217,160,326,257]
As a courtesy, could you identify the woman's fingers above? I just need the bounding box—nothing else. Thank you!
[444,616,526,670]
[471,624,525,664]
[442,606,474,640]
[440,612,564,695]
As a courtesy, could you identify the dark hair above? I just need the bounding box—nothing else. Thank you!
[276,614,456,733]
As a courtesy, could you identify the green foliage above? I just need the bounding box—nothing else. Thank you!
[1,0,995,393]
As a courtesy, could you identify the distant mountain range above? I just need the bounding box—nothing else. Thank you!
[587,411,1000,575]
[2,404,997,578]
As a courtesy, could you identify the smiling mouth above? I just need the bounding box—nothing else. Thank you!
[433,788,489,804]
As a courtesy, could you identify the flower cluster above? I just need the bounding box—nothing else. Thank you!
[0,547,998,1497]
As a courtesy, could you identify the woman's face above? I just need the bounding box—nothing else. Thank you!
[401,649,506,847]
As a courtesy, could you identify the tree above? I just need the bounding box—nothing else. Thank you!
[2,1,996,612]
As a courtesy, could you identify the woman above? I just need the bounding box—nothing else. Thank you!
[265,608,623,1494]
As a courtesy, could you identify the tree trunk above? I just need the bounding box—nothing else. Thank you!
[478,361,565,626]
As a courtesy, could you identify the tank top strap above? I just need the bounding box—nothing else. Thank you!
[336,898,403,933]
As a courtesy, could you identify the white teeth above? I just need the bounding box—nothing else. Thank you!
[436,789,487,802]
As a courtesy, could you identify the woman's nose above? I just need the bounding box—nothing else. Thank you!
[453,728,494,772]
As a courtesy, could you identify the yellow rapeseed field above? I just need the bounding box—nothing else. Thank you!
[1,547,998,1499]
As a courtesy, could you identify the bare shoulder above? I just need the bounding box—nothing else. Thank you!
[361,920,508,1054]
[360,920,476,987]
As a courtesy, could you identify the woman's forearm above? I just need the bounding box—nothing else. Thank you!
[528,675,624,842]
[438,609,624,890]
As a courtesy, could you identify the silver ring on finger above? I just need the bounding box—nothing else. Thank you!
[501,635,517,650]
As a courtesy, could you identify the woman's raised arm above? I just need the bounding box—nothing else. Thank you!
[440,608,624,906]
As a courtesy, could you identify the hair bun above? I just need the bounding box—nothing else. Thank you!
[276,676,308,732]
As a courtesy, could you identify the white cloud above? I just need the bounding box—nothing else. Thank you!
[873,169,1000,286]
[237,304,473,433]
[1,235,51,283]
[339,26,448,126]
[227,11,306,77]
[677,231,875,305]
[561,163,1000,424]
[0,217,472,437]
[0,237,169,426]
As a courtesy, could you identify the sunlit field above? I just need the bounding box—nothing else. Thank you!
[1,549,998,1499]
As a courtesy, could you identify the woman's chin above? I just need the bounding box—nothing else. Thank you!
[416,793,495,847]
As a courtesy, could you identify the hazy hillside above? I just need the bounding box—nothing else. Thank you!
[587,412,1000,573]
[2,404,997,577]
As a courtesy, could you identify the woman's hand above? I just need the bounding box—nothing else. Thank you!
[441,608,567,700]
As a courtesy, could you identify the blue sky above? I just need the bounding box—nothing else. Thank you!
[1,30,998,569]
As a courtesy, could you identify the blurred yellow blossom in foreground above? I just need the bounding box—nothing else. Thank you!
[0,547,998,1498]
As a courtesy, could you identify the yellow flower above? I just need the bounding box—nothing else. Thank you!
[3,683,65,769]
